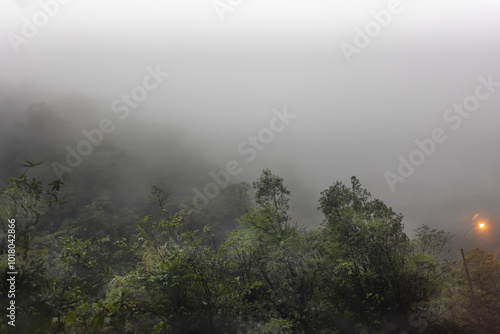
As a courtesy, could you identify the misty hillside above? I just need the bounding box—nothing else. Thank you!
[1,94,499,333]
[2,1,500,333]
[0,96,252,241]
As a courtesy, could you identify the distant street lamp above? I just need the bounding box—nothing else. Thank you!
[460,221,485,328]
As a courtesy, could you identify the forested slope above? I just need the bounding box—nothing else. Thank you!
[1,103,499,333]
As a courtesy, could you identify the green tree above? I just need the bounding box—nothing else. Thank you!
[459,248,500,331]
[220,169,322,333]
[318,176,421,327]
[0,163,65,332]
[428,247,500,332]
[409,224,454,302]
[413,224,454,259]
[102,188,225,333]
[46,235,98,332]
[0,161,64,252]
[244,168,293,243]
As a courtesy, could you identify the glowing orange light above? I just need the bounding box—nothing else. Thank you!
[478,223,485,229]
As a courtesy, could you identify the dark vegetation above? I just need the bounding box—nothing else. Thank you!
[1,102,499,333]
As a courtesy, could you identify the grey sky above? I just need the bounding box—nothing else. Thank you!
[1,0,500,252]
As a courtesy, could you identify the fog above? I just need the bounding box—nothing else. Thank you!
[1,0,500,254]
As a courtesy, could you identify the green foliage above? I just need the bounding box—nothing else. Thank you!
[426,248,500,332]
[219,170,324,333]
[408,224,455,305]
[0,167,66,332]
[149,185,169,213]
[413,224,454,259]
[240,169,293,243]
[2,165,495,333]
[0,165,64,251]
[318,176,422,325]
[459,248,500,330]
[99,205,226,333]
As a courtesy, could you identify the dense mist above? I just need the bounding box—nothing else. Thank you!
[2,0,499,253]
[1,1,500,332]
